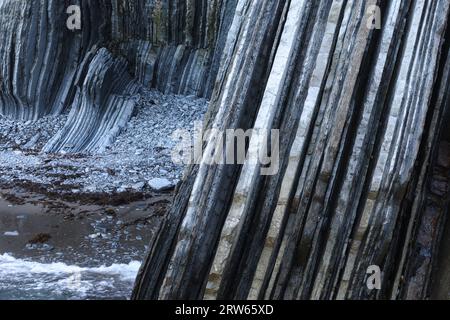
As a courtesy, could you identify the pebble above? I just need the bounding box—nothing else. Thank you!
[148,178,174,191]
[4,231,19,236]
[132,182,146,191]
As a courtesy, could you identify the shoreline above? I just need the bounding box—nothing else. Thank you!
[0,185,172,265]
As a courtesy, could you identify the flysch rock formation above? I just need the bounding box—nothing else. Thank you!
[0,0,234,152]
[1,0,450,300]
[133,0,450,300]
[43,48,140,154]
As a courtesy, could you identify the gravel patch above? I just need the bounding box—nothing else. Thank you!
[0,89,208,195]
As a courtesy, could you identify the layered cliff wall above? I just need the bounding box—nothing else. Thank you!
[108,0,237,97]
[0,0,107,120]
[1,0,450,300]
[133,0,450,300]
[0,0,235,152]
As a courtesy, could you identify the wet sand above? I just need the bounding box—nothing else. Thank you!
[0,186,171,299]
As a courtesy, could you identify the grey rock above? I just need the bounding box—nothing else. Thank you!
[148,178,174,191]
[134,0,450,301]
[1,0,449,302]
[132,182,146,191]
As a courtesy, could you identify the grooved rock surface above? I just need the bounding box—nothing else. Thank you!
[1,0,450,301]
[0,0,235,152]
[0,0,104,120]
[43,48,139,154]
[133,0,450,300]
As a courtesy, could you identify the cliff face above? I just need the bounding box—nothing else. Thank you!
[107,0,236,97]
[0,0,234,152]
[133,0,450,300]
[1,0,450,300]
[0,0,105,120]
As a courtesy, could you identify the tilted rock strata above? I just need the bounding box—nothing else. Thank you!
[0,0,235,152]
[0,0,106,120]
[133,0,450,300]
[43,48,140,154]
[1,0,450,300]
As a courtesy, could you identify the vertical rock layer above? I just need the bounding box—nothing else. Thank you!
[0,0,107,120]
[43,48,140,154]
[0,0,235,152]
[133,0,450,300]
[1,0,450,300]
[110,0,237,97]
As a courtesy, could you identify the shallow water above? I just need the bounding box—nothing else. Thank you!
[0,189,166,300]
[0,253,140,300]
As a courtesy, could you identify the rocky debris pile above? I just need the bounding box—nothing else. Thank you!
[0,114,68,152]
[0,89,208,195]
[105,88,208,183]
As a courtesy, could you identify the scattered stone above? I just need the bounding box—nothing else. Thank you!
[40,244,55,251]
[148,178,174,192]
[23,133,41,150]
[4,231,19,236]
[132,182,146,191]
